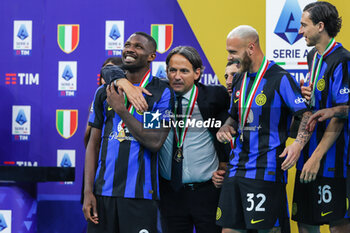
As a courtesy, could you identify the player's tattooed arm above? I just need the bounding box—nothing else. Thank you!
[334,105,349,119]
[280,111,312,171]
[294,111,313,147]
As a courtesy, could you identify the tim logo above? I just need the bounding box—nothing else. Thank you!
[4,73,39,85]
[0,210,11,233]
[274,0,303,45]
[143,110,161,129]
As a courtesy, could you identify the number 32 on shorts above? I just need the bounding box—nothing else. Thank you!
[246,193,266,211]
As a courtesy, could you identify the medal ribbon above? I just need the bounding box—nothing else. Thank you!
[309,38,336,96]
[173,85,198,149]
[239,56,269,131]
[121,69,151,128]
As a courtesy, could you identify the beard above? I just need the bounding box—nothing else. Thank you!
[121,53,149,73]
[240,51,252,73]
[121,61,144,73]
[305,33,320,47]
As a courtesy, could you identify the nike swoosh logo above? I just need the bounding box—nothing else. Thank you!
[107,106,113,111]
[321,211,333,217]
[251,219,264,224]
[234,98,239,103]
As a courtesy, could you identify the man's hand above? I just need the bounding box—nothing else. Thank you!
[212,170,226,188]
[280,141,303,171]
[300,79,313,101]
[306,108,336,131]
[82,191,99,224]
[280,111,312,170]
[306,106,349,131]
[106,83,127,114]
[115,79,152,112]
[212,162,227,188]
[300,155,320,183]
[304,117,344,182]
[216,125,236,143]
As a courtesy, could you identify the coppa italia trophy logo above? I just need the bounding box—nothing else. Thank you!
[266,0,315,82]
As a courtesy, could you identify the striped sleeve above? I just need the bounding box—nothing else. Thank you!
[88,85,105,129]
[228,87,239,122]
[331,61,350,105]
[279,74,309,115]
[153,87,174,122]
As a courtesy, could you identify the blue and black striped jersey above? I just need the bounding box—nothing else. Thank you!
[228,61,308,183]
[89,76,173,200]
[297,44,350,178]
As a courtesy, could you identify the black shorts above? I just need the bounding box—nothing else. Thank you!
[87,195,159,233]
[216,176,289,230]
[292,170,348,225]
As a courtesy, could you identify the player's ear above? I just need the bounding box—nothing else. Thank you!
[317,21,325,33]
[148,52,156,62]
[194,68,201,81]
[247,42,255,56]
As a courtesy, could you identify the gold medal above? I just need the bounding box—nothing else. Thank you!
[240,133,243,142]
[117,128,126,142]
[174,148,183,162]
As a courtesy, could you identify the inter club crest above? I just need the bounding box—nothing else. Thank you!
[151,24,173,54]
[56,109,78,139]
[57,24,80,54]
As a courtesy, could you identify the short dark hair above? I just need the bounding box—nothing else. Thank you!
[102,57,122,67]
[99,57,123,85]
[132,32,157,53]
[166,46,204,83]
[303,1,342,38]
